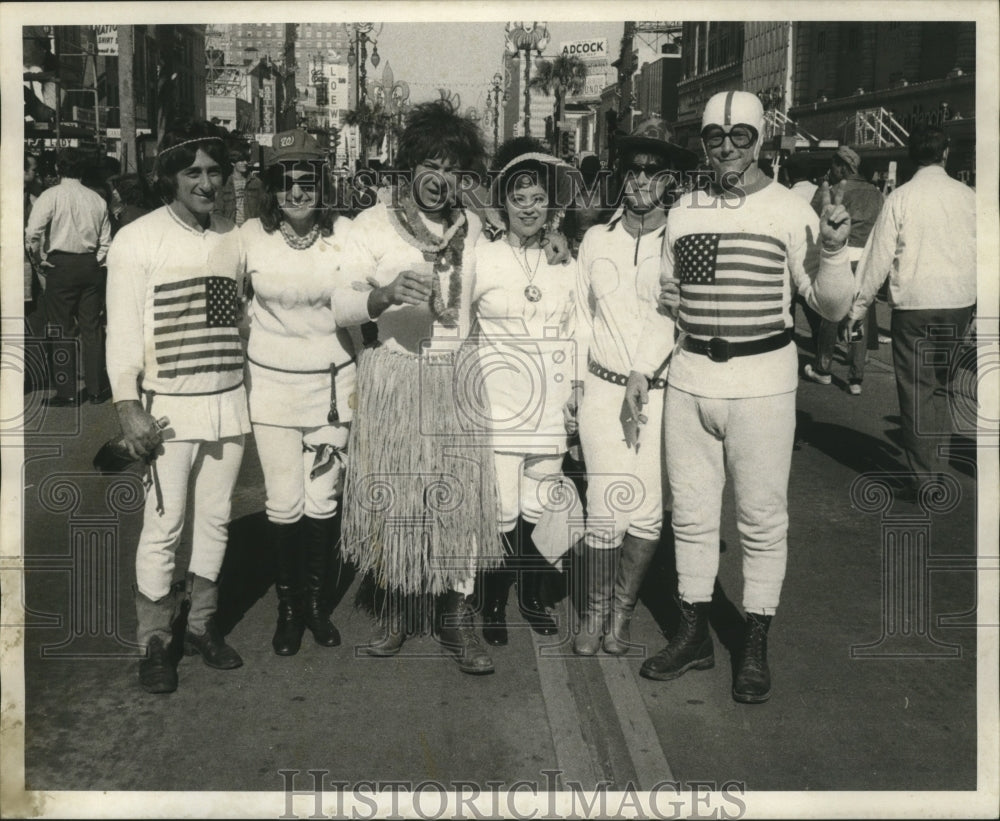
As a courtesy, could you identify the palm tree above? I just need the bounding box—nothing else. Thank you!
[527,55,588,154]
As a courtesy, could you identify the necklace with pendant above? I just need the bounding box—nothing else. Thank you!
[279,221,321,250]
[509,239,543,302]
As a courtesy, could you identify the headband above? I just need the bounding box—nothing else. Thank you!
[157,136,224,158]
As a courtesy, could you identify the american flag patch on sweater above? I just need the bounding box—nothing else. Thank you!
[675,232,788,339]
[152,276,243,378]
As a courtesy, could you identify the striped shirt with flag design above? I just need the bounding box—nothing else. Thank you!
[152,275,243,379]
[675,232,787,339]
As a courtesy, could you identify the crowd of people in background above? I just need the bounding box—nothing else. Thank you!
[22,99,976,701]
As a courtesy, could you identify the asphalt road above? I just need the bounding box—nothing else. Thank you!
[8,300,983,805]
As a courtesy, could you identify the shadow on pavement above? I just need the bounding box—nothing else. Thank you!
[796,410,909,475]
[215,511,356,637]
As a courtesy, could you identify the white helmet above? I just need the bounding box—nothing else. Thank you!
[701,91,765,133]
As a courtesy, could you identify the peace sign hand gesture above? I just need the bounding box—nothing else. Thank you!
[818,180,851,252]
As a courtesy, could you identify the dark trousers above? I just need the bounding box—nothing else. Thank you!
[891,306,975,476]
[802,302,870,382]
[42,252,106,399]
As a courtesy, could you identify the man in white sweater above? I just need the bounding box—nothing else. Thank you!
[845,124,976,498]
[625,91,855,703]
[107,121,249,694]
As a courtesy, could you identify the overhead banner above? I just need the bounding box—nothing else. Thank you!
[95,25,118,56]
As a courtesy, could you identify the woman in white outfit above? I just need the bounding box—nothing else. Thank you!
[242,129,371,656]
[473,146,578,645]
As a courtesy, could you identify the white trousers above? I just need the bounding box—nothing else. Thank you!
[665,387,795,614]
[253,423,350,524]
[578,372,667,550]
[135,436,245,600]
[494,451,566,531]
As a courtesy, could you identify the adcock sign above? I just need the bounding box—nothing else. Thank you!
[560,39,609,65]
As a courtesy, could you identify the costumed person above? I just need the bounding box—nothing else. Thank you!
[472,143,579,647]
[106,120,250,694]
[625,91,854,702]
[341,101,568,675]
[572,118,698,656]
[241,129,370,656]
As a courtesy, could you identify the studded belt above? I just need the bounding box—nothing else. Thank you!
[588,356,667,390]
[681,330,792,363]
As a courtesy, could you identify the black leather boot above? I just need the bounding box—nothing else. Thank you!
[481,568,514,646]
[365,588,406,656]
[301,516,341,647]
[603,534,658,655]
[438,590,495,675]
[516,518,557,636]
[136,590,180,694]
[272,521,304,656]
[572,545,618,655]
[639,595,714,680]
[184,575,243,669]
[732,612,772,704]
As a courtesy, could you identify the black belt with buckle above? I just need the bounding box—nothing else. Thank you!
[588,356,667,390]
[681,330,792,363]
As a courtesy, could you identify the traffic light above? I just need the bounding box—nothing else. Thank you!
[560,131,572,157]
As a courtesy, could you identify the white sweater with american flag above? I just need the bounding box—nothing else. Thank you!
[634,180,851,399]
[106,206,250,441]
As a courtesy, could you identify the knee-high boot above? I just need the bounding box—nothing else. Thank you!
[516,518,557,635]
[602,534,658,655]
[136,588,182,694]
[481,530,515,646]
[184,574,243,669]
[301,516,341,647]
[272,520,304,656]
[572,545,619,655]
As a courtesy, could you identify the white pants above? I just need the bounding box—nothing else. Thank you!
[253,423,349,524]
[578,372,667,550]
[494,451,566,531]
[665,387,795,614]
[135,437,245,601]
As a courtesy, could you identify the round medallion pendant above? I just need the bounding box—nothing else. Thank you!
[524,284,542,303]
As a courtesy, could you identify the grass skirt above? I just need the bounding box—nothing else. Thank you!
[342,343,503,597]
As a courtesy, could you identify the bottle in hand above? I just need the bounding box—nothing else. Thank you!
[93,417,170,474]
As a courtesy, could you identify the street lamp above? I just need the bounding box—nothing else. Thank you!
[344,22,383,167]
[487,70,508,155]
[504,21,549,138]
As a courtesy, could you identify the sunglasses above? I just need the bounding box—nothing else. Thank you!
[700,124,759,149]
[276,172,319,192]
[623,162,668,176]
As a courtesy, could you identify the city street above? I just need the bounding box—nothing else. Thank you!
[10,301,981,804]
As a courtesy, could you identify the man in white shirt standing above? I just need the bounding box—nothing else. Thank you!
[625,91,854,703]
[845,124,976,498]
[25,148,112,405]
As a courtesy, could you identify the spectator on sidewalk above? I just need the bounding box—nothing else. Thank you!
[24,147,112,406]
[802,146,885,394]
[845,124,976,498]
[106,119,249,694]
[784,152,817,202]
[214,142,259,226]
[625,91,854,703]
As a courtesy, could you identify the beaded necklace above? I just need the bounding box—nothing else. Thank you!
[384,188,466,328]
[279,220,321,250]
